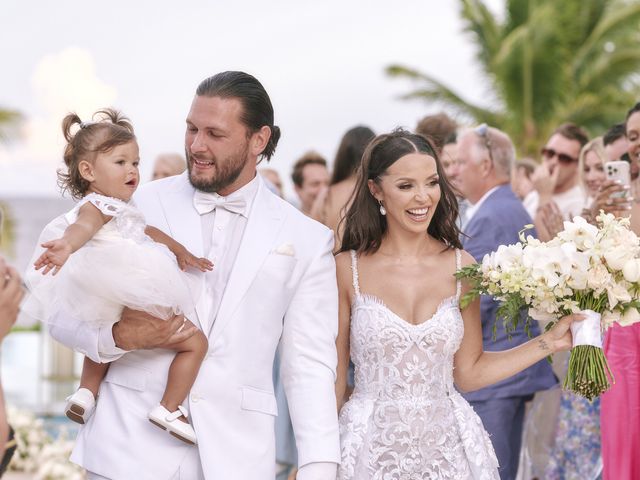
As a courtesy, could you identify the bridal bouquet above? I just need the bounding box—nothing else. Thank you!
[456,212,640,400]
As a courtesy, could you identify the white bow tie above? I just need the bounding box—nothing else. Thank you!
[193,190,247,216]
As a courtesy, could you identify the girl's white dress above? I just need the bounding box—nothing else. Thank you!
[338,249,500,480]
[23,193,193,327]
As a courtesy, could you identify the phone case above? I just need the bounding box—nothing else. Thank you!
[605,161,630,198]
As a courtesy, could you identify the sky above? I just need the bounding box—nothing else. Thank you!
[0,0,501,198]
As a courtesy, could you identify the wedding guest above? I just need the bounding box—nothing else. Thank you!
[511,158,537,210]
[600,101,640,480]
[0,254,23,458]
[334,128,577,479]
[440,133,460,188]
[415,112,457,155]
[545,137,609,480]
[260,167,284,198]
[291,151,329,216]
[530,124,589,240]
[310,126,375,249]
[151,153,186,181]
[48,71,341,479]
[603,123,630,162]
[456,124,557,480]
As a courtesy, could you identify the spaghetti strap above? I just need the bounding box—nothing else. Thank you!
[455,249,462,301]
[350,250,361,296]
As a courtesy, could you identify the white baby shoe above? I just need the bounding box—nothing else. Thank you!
[65,388,96,424]
[148,404,197,445]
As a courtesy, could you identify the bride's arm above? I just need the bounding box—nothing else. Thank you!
[453,251,579,393]
[334,252,353,411]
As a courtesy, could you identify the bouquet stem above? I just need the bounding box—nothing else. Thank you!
[562,310,615,401]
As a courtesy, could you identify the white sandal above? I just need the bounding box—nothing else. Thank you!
[65,388,96,424]
[148,404,197,445]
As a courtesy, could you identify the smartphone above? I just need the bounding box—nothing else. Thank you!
[605,161,631,198]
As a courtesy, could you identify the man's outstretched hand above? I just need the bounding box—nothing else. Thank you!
[113,307,198,351]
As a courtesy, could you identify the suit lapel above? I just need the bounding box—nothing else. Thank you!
[157,174,207,330]
[209,180,285,339]
[158,174,204,257]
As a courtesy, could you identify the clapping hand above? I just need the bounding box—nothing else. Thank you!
[34,239,73,275]
[175,246,213,272]
[591,180,632,218]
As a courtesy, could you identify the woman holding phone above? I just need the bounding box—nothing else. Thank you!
[600,102,640,480]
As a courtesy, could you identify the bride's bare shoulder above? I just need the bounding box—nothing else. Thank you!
[459,249,477,268]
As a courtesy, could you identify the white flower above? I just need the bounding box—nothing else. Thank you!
[586,261,612,293]
[602,310,622,329]
[606,281,632,308]
[620,307,640,326]
[622,259,640,283]
[604,246,636,271]
[559,216,599,250]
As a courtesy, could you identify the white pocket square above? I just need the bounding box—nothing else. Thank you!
[273,243,295,257]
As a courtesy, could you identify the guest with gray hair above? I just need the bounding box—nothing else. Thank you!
[151,153,186,181]
[456,125,557,480]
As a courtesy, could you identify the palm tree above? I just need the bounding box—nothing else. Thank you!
[0,107,22,256]
[387,0,640,155]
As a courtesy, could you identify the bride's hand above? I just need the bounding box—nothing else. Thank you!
[541,313,585,353]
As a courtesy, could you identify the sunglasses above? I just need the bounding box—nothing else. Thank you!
[541,147,577,164]
[474,123,494,164]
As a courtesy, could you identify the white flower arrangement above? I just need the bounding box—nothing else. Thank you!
[7,406,85,480]
[457,212,640,400]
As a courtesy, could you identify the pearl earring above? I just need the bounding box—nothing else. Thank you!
[379,201,386,216]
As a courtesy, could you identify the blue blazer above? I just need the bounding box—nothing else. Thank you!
[461,185,557,401]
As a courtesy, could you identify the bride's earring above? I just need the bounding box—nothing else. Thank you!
[379,200,386,216]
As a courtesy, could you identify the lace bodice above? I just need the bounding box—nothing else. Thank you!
[349,250,463,402]
[69,193,149,244]
[338,249,499,480]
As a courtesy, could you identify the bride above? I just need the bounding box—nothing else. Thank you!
[334,129,579,479]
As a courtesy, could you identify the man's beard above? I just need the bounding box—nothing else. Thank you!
[186,142,249,193]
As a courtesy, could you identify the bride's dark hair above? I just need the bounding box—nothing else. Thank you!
[339,128,461,254]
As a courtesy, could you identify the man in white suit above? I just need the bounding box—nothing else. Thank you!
[49,71,341,479]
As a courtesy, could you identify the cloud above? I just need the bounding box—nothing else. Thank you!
[0,47,117,188]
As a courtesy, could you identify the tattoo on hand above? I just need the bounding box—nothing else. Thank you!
[538,337,550,351]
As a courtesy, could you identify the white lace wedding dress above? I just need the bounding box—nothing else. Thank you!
[23,193,193,327]
[338,249,499,480]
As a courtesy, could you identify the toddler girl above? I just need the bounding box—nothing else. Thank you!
[24,109,211,445]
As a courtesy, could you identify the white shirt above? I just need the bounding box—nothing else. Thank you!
[528,184,586,220]
[464,186,501,225]
[197,176,259,331]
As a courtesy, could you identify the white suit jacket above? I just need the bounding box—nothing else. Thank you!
[49,173,341,479]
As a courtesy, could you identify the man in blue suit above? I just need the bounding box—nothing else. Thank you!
[457,125,557,480]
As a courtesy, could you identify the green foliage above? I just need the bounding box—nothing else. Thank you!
[455,263,532,340]
[387,0,640,155]
[0,108,22,144]
[0,204,16,258]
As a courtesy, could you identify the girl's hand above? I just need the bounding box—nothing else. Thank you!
[541,313,585,353]
[175,247,213,272]
[34,239,73,275]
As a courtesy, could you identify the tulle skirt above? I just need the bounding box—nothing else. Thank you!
[24,235,193,328]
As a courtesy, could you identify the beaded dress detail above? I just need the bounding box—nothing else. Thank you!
[338,249,499,480]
